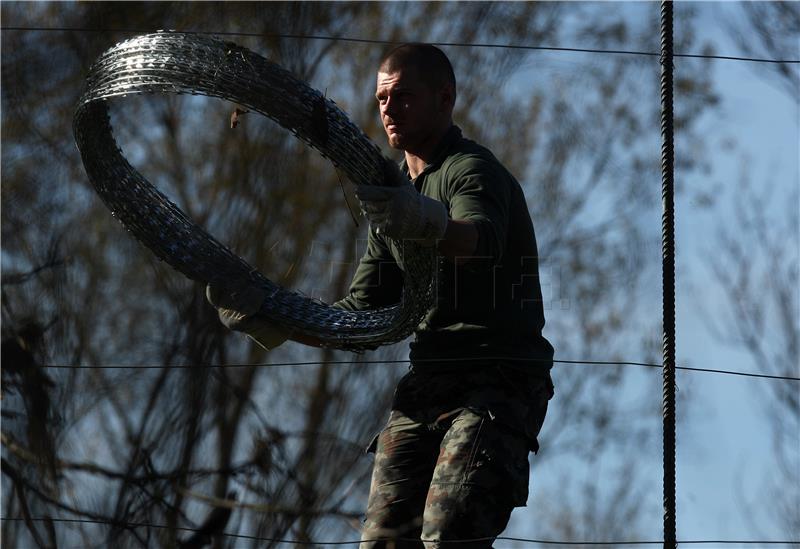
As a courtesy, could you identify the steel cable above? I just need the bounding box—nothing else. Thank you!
[2,26,800,64]
[659,3,677,548]
[31,357,800,381]
[1,517,798,546]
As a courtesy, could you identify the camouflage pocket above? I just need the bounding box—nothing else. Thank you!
[432,408,531,508]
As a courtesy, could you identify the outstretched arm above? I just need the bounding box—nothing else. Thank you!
[438,219,478,261]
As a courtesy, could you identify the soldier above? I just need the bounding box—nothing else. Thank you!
[208,43,554,547]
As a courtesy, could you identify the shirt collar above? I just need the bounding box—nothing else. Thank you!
[400,125,463,179]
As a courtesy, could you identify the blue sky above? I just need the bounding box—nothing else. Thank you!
[496,2,799,544]
[676,2,797,543]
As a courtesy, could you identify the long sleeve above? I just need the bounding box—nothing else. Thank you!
[333,226,404,311]
[444,153,513,264]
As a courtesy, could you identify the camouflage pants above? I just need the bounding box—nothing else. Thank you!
[360,367,551,548]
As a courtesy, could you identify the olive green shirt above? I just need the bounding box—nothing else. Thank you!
[336,126,553,373]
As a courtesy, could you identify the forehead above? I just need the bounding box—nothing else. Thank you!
[375,66,426,92]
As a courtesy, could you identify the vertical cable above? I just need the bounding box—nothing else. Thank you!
[659,2,677,548]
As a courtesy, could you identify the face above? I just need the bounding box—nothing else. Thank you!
[375,66,448,153]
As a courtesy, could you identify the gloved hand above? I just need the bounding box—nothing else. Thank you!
[206,282,291,351]
[354,183,448,246]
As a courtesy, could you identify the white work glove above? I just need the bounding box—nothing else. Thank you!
[206,282,291,351]
[354,183,448,246]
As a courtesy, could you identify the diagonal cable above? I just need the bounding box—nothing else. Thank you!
[1,26,799,64]
[33,357,800,381]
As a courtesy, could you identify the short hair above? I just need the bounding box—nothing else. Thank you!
[379,43,456,98]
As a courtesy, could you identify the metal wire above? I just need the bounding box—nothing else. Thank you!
[659,3,677,548]
[3,26,800,64]
[32,356,800,381]
[2,517,798,546]
[72,31,436,352]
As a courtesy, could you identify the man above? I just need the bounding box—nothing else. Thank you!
[208,44,554,547]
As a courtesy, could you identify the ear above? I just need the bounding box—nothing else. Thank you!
[439,84,455,112]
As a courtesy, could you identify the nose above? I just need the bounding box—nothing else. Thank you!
[382,95,398,118]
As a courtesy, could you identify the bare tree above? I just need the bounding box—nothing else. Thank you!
[725,1,800,97]
[1,2,720,546]
[704,171,799,538]
[695,5,800,538]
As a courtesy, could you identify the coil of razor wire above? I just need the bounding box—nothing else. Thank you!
[72,32,436,352]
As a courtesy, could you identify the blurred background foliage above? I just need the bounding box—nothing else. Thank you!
[1,1,796,547]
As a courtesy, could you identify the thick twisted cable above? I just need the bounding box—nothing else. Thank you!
[72,32,435,351]
[659,3,677,548]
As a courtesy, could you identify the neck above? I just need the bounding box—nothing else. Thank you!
[404,123,452,179]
